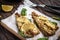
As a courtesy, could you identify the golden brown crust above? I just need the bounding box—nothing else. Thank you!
[15,13,40,37]
[32,12,58,36]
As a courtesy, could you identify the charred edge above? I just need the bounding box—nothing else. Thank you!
[15,13,21,17]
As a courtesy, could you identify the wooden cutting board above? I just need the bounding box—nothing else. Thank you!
[0,0,25,40]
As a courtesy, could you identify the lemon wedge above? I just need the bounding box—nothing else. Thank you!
[2,5,13,12]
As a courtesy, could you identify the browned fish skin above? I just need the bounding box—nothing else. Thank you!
[15,13,40,37]
[32,12,58,36]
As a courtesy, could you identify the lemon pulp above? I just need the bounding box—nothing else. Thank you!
[2,5,13,12]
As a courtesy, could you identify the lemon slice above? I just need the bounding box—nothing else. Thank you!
[21,23,35,32]
[21,23,40,35]
[2,5,13,12]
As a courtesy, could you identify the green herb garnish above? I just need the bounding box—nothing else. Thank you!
[19,31,26,37]
[49,20,57,25]
[37,37,48,40]
[51,22,57,25]
[21,8,27,16]
[52,16,60,21]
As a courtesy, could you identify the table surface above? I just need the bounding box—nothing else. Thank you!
[0,0,60,40]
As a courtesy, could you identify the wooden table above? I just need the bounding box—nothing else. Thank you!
[0,0,23,40]
[0,0,60,40]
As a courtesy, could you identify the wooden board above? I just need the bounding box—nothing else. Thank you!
[1,22,26,40]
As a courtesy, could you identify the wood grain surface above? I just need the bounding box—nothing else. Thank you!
[0,0,24,40]
[0,0,60,40]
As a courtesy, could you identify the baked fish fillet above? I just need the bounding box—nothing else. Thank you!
[32,12,58,36]
[15,13,40,37]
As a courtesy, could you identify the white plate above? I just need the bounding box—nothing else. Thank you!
[1,5,60,40]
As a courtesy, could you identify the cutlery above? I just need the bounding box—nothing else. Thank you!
[24,0,60,21]
[24,0,60,8]
[24,0,60,15]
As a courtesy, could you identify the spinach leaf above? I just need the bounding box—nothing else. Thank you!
[37,37,48,40]
[19,31,26,37]
[21,8,27,16]
[49,20,57,25]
